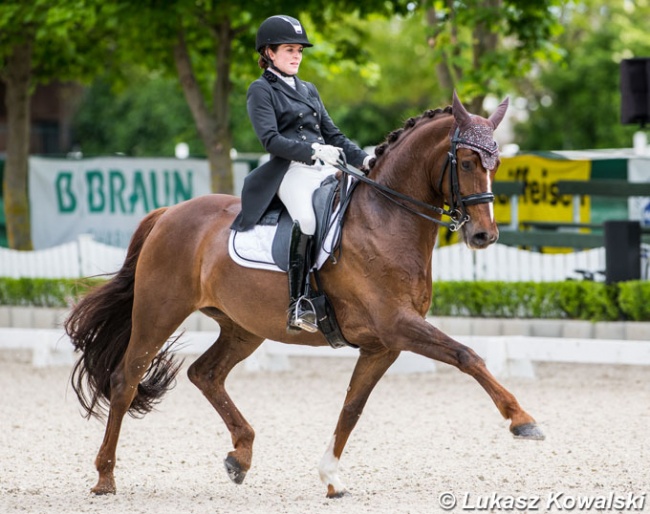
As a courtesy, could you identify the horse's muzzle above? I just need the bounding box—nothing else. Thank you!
[464,226,499,249]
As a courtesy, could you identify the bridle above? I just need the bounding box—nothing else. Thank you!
[336,128,495,232]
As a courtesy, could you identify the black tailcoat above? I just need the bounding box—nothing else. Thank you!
[231,70,368,231]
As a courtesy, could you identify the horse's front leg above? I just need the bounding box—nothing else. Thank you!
[319,348,400,498]
[394,314,544,440]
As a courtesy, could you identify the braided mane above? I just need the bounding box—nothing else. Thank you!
[368,106,453,170]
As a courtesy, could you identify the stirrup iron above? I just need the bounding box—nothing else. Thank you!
[290,296,318,333]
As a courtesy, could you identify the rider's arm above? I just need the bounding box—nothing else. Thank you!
[304,83,369,169]
[247,80,314,164]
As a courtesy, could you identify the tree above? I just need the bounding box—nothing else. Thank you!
[72,7,422,158]
[0,0,120,249]
[72,75,202,157]
[107,0,413,195]
[305,12,445,148]
[513,0,650,151]
[422,0,563,114]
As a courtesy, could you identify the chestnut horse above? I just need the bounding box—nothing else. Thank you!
[66,93,544,498]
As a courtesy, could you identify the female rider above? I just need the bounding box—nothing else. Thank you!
[231,15,371,333]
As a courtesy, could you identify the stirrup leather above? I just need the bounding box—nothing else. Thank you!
[289,296,318,333]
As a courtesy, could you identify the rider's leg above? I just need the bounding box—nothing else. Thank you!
[286,220,317,333]
[278,162,333,333]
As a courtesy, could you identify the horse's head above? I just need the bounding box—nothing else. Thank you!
[364,94,508,251]
[446,91,508,249]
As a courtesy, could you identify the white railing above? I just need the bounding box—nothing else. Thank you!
[431,243,608,282]
[0,235,126,278]
[1,237,646,282]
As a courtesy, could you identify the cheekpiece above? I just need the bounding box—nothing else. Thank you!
[457,124,500,171]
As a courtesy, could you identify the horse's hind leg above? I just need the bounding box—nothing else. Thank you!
[187,316,264,485]
[319,348,400,498]
[92,306,191,494]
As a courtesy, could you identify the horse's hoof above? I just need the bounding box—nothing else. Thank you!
[326,485,350,498]
[90,478,116,495]
[511,422,545,440]
[224,456,247,484]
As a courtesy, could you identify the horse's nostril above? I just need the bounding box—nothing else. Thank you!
[471,231,496,247]
[473,232,488,244]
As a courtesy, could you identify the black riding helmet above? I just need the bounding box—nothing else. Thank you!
[255,15,313,53]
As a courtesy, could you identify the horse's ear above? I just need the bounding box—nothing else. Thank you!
[488,96,509,129]
[452,90,472,130]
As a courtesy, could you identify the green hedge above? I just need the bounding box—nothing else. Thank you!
[2,277,650,322]
[430,280,650,321]
[0,277,104,307]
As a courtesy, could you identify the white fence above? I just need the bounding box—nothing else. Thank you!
[431,243,607,282]
[0,236,646,282]
[0,235,126,278]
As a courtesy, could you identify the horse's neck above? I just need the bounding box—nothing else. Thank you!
[351,158,442,260]
[373,156,436,206]
[345,119,450,266]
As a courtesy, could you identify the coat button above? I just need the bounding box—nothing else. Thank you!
[317,136,323,141]
[301,135,307,140]
[315,124,320,129]
[313,112,317,116]
[298,112,304,118]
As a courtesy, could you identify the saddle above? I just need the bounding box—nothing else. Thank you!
[229,173,359,349]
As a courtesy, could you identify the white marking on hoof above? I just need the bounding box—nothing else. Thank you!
[318,435,346,496]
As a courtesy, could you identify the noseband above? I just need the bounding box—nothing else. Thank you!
[337,128,495,231]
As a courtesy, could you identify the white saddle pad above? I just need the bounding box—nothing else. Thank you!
[228,216,338,273]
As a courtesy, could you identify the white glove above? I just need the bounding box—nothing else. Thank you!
[311,143,344,167]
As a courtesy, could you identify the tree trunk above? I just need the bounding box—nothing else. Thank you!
[211,18,233,195]
[425,6,454,91]
[426,0,463,96]
[470,0,501,114]
[174,26,233,195]
[2,42,34,250]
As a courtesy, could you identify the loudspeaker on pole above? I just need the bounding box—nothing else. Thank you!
[620,58,650,126]
[604,220,641,284]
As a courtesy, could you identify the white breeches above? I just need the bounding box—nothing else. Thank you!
[277,161,337,236]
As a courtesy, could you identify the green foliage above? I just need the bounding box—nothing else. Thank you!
[430,280,630,321]
[72,75,203,157]
[618,281,650,322]
[0,0,123,85]
[71,9,446,155]
[0,277,104,307]
[61,2,567,156]
[424,0,564,105]
[308,13,444,148]
[513,0,650,151]
[3,276,650,323]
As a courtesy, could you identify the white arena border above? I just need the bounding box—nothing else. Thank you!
[1,322,650,378]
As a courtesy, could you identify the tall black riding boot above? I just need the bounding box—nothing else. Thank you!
[287,221,318,333]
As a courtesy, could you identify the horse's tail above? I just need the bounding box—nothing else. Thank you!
[66,207,181,419]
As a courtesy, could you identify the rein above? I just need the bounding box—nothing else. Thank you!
[336,128,495,232]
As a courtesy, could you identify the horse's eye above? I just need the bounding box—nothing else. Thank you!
[461,160,472,171]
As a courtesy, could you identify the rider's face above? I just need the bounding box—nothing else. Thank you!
[268,44,303,75]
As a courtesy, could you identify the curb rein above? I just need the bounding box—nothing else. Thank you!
[336,128,495,232]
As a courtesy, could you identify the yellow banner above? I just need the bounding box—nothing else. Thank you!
[495,155,591,224]
[437,155,591,246]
